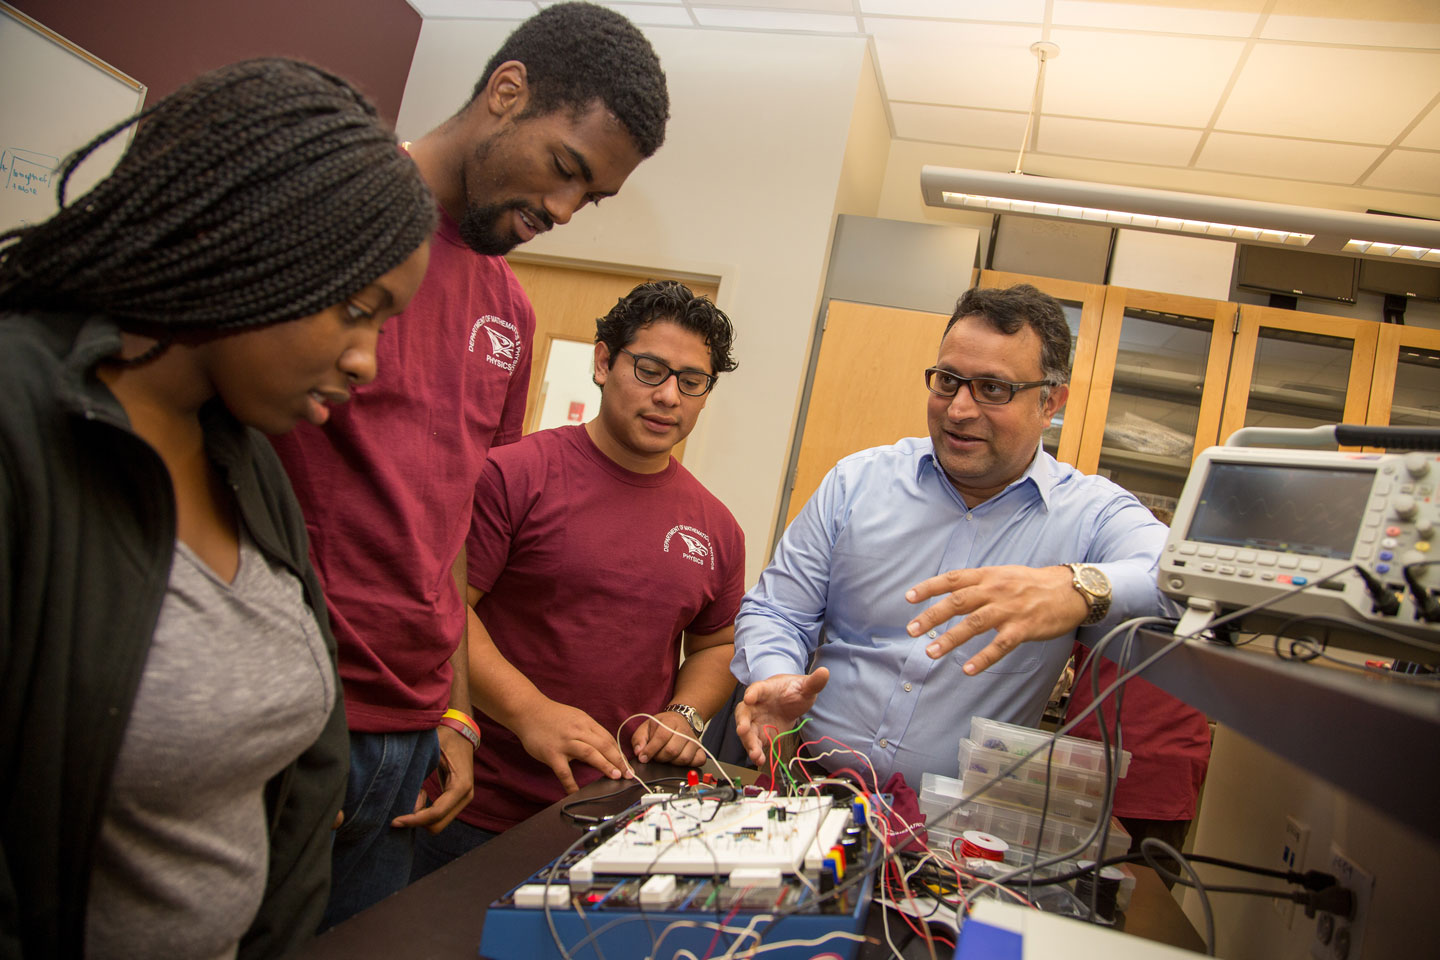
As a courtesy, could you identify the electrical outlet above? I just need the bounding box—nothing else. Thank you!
[1274,815,1309,928]
[1310,843,1374,960]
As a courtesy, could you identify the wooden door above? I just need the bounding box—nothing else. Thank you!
[505,259,720,462]
[977,270,1107,467]
[783,300,948,526]
[1220,306,1379,448]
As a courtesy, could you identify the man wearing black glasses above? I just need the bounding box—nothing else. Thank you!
[731,284,1172,790]
[409,281,745,874]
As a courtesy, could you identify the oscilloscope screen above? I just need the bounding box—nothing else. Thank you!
[1185,461,1374,559]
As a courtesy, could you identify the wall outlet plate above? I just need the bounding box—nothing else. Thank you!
[1274,815,1310,928]
[1310,843,1374,960]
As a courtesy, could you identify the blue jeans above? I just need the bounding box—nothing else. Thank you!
[410,816,498,882]
[321,729,441,930]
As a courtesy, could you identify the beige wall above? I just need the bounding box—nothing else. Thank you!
[1181,725,1440,959]
[398,23,869,584]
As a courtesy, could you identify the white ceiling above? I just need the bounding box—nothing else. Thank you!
[408,0,1440,214]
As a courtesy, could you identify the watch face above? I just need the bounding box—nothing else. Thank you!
[1075,565,1109,596]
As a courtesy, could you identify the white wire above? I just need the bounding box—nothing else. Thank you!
[617,711,741,792]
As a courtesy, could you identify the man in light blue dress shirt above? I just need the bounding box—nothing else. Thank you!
[730,283,1173,789]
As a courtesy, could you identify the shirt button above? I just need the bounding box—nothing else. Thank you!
[903,682,913,692]
[928,630,937,639]
[878,738,889,749]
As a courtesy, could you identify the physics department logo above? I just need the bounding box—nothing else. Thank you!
[468,315,521,373]
[663,525,715,569]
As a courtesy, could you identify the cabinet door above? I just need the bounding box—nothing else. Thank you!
[1367,323,1440,430]
[1076,287,1234,524]
[977,270,1107,466]
[1219,306,1379,447]
[783,300,948,527]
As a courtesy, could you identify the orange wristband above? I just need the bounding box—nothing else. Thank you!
[440,709,480,750]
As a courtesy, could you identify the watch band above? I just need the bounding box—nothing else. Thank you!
[662,703,705,736]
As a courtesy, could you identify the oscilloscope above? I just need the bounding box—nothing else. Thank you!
[1160,428,1440,663]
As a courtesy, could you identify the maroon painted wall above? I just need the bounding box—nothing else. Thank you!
[10,0,422,125]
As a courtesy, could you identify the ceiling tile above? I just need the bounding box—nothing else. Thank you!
[1197,132,1383,183]
[860,0,1044,22]
[1052,1,1261,37]
[868,20,1043,110]
[694,0,852,11]
[891,102,1029,149]
[691,6,859,31]
[1037,116,1203,166]
[1044,29,1245,127]
[1403,105,1440,151]
[595,3,694,26]
[413,0,537,18]
[1219,45,1440,143]
[1364,149,1440,195]
[1262,13,1440,50]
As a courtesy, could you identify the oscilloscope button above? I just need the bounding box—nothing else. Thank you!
[1198,545,1217,558]
[1201,563,1216,572]
[1239,569,1254,578]
[1238,550,1257,563]
[1256,554,1277,566]
[1218,548,1237,560]
[1179,543,1198,555]
[1291,576,1309,586]
[1261,572,1276,581]
[1301,559,1322,571]
[1220,565,1236,575]
[1278,556,1300,569]
[1376,563,1391,574]
[1379,551,1394,561]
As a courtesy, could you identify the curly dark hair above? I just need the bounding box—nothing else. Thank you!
[596,280,737,378]
[0,58,435,336]
[946,284,1073,386]
[472,2,669,157]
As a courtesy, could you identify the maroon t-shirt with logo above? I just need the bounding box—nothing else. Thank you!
[459,424,745,831]
[271,209,534,731]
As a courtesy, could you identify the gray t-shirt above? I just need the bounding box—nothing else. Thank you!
[85,527,334,960]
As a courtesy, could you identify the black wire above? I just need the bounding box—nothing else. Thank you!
[559,778,688,823]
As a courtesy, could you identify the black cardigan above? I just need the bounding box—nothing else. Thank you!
[0,312,348,959]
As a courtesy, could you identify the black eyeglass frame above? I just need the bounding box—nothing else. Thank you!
[923,367,1054,405]
[618,348,717,397]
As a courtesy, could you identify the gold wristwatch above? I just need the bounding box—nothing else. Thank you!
[1067,563,1112,626]
[663,703,705,736]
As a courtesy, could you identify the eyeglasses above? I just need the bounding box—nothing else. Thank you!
[924,367,1053,405]
[620,348,716,397]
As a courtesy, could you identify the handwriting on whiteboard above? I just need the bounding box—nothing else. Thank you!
[2,148,59,199]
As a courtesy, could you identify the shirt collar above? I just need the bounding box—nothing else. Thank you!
[917,439,1058,509]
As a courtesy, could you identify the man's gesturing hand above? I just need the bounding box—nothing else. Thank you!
[733,668,830,768]
[905,565,1087,675]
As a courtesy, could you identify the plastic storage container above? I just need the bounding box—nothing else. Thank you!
[967,716,1131,779]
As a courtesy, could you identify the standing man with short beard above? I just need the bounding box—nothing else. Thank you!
[269,3,669,928]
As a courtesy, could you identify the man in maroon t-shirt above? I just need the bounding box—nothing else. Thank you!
[269,4,671,928]
[410,281,745,874]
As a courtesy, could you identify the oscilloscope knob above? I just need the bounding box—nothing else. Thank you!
[1393,494,1419,521]
[1417,518,1435,538]
[1404,452,1431,479]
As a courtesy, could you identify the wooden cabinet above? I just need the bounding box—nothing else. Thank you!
[1218,304,1378,448]
[1367,323,1440,430]
[1076,287,1234,521]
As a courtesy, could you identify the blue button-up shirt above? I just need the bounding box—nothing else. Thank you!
[732,437,1172,789]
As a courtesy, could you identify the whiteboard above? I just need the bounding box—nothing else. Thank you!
[0,2,146,235]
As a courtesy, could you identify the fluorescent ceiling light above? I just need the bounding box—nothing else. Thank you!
[922,166,1440,263]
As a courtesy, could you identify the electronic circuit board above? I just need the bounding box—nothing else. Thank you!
[478,789,879,960]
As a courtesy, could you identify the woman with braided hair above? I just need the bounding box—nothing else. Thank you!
[0,59,434,959]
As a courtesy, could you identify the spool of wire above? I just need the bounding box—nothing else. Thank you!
[959,830,1008,861]
[1074,863,1125,923]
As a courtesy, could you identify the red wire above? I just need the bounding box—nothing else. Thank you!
[700,889,748,960]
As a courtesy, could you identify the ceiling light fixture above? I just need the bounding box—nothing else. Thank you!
[920,44,1440,264]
